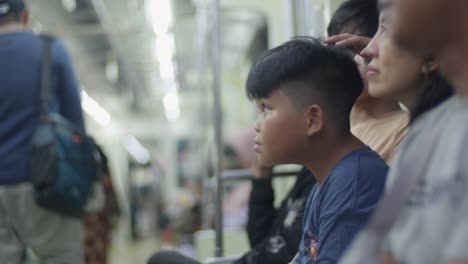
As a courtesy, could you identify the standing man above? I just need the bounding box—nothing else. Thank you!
[0,0,85,263]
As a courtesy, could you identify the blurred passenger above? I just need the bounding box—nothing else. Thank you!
[84,147,120,264]
[0,0,86,263]
[326,0,408,163]
[222,143,251,229]
[325,0,378,56]
[338,0,468,263]
[248,37,388,264]
[151,142,250,261]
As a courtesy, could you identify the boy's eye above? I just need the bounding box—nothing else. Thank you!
[260,102,270,112]
[256,101,272,116]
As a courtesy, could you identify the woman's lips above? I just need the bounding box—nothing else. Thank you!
[366,65,379,78]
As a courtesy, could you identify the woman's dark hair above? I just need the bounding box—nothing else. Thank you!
[327,0,379,38]
[410,70,453,123]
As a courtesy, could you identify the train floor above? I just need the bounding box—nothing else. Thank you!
[109,237,160,264]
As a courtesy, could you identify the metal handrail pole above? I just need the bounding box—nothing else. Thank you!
[208,168,301,188]
[211,0,223,258]
[221,169,300,182]
[204,255,242,264]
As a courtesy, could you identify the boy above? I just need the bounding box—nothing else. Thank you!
[247,37,388,264]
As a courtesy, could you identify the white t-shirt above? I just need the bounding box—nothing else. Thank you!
[340,96,468,264]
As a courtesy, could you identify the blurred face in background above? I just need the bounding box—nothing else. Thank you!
[387,0,460,57]
[361,11,426,107]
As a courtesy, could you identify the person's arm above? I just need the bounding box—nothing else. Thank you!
[237,193,307,264]
[234,234,299,264]
[441,146,468,264]
[54,39,85,131]
[237,171,314,264]
[441,197,468,264]
[246,165,278,247]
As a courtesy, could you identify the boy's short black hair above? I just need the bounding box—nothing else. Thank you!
[246,37,363,134]
[327,0,378,37]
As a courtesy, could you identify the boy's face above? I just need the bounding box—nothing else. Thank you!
[253,89,310,166]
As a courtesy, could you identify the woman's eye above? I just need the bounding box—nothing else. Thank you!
[263,107,271,115]
[381,24,388,34]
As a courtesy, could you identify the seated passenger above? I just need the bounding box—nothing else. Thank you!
[242,2,392,264]
[359,12,453,125]
[246,37,388,264]
[327,0,408,164]
[339,3,458,263]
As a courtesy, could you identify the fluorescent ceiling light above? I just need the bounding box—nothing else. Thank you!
[81,90,111,127]
[61,0,77,13]
[123,135,151,164]
[146,0,173,36]
[163,90,180,122]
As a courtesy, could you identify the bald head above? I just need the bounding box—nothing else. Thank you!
[388,0,467,57]
[385,0,468,94]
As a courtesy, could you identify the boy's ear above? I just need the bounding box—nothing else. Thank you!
[305,105,323,137]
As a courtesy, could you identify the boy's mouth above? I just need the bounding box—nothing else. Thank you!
[254,140,262,152]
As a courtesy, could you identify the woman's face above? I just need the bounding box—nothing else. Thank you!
[361,12,425,106]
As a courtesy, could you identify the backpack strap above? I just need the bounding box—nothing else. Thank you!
[39,34,55,120]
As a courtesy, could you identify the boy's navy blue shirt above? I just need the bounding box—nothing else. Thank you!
[295,146,388,264]
[0,31,84,185]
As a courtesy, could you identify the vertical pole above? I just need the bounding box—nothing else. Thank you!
[211,0,224,258]
[323,0,332,33]
[282,0,295,39]
[195,0,213,231]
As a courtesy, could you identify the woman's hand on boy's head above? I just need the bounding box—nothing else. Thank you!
[325,34,371,55]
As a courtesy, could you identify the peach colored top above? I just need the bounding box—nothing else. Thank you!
[351,110,409,164]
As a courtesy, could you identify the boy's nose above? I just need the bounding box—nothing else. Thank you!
[254,117,261,133]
